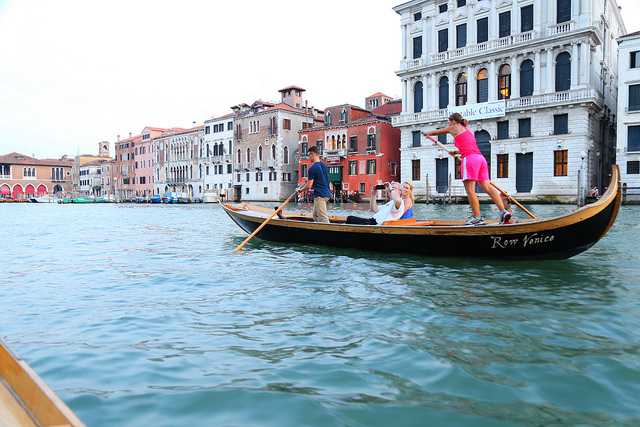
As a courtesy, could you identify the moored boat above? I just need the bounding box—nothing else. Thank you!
[0,340,85,426]
[223,166,621,260]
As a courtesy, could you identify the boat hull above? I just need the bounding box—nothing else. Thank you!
[223,167,621,260]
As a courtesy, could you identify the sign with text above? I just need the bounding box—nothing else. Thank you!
[448,100,506,121]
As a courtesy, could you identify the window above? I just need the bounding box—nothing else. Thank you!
[206,166,210,176]
[497,154,509,178]
[628,161,640,174]
[521,5,533,32]
[438,134,447,145]
[283,119,291,130]
[518,118,531,138]
[439,76,449,109]
[325,112,332,126]
[246,172,250,181]
[340,109,347,123]
[245,187,249,195]
[227,164,232,174]
[316,140,324,155]
[255,172,263,181]
[457,0,466,6]
[283,147,289,164]
[228,121,233,131]
[456,72,467,106]
[301,142,308,157]
[438,3,448,13]
[359,183,366,193]
[205,126,210,134]
[414,81,423,113]
[631,51,640,69]
[520,59,534,97]
[628,126,640,151]
[438,29,448,53]
[497,121,509,140]
[282,173,291,182]
[477,17,488,44]
[456,23,467,49]
[413,36,422,59]
[557,0,571,24]
[477,69,488,103]
[347,161,357,176]
[258,146,263,161]
[367,132,377,151]
[349,136,358,152]
[554,150,568,176]
[412,159,421,181]
[499,11,511,38]
[498,64,511,100]
[555,52,571,92]
[414,12,422,21]
[554,114,569,135]
[412,131,421,147]
[629,84,640,111]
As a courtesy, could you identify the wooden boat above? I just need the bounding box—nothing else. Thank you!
[222,166,621,260]
[0,341,85,427]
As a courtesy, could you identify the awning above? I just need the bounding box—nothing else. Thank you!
[0,185,10,195]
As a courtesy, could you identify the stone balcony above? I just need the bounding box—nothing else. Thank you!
[392,88,601,127]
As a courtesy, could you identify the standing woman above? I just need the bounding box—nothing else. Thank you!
[424,113,512,225]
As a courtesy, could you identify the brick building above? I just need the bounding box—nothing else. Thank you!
[0,152,73,199]
[297,93,402,200]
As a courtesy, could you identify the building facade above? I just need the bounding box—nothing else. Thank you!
[201,113,234,198]
[153,126,203,199]
[0,152,73,198]
[78,160,109,196]
[71,141,112,195]
[393,0,625,201]
[616,31,640,195]
[101,160,116,199]
[232,86,320,201]
[297,93,402,199]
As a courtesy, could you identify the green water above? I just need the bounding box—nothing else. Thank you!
[0,203,638,426]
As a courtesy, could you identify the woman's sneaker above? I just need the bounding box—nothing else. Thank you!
[500,210,512,224]
[465,216,486,226]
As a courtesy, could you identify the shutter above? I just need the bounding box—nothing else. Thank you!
[521,5,533,32]
[477,18,488,43]
[628,126,640,152]
[412,159,421,181]
[519,118,531,138]
[477,78,488,103]
[499,11,511,38]
[456,24,467,48]
[497,121,509,140]
[438,29,448,53]
[555,53,571,92]
[557,0,571,24]
[629,84,640,111]
[413,36,422,59]
[520,60,534,97]
[413,81,423,113]
[439,77,449,109]
[516,153,533,193]
[436,158,449,193]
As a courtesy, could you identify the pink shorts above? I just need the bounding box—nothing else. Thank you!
[461,154,489,182]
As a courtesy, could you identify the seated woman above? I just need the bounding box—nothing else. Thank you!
[346,183,405,225]
[398,182,414,219]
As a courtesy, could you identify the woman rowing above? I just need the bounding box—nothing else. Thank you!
[423,113,511,225]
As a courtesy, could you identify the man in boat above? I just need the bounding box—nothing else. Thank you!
[345,182,406,225]
[297,145,332,223]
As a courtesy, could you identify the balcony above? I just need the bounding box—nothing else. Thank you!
[323,149,347,158]
[392,89,601,127]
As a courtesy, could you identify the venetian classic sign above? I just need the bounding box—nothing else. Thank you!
[447,100,506,121]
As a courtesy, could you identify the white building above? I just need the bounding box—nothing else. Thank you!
[79,160,107,196]
[201,113,234,200]
[153,126,203,200]
[616,30,640,198]
[393,0,625,202]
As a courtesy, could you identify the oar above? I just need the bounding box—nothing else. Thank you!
[233,189,298,253]
[425,135,538,220]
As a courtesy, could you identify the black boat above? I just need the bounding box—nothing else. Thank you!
[222,166,621,260]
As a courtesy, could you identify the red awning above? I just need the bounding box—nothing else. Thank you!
[25,184,36,195]
[12,185,23,198]
[0,185,9,195]
[37,184,47,195]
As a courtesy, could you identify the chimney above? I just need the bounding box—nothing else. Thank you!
[117,134,120,141]
[129,132,132,138]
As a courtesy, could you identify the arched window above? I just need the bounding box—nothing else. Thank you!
[271,144,276,160]
[325,112,332,126]
[456,73,467,106]
[555,52,571,92]
[438,76,449,109]
[498,64,511,100]
[258,146,263,161]
[477,69,488,103]
[340,109,347,123]
[342,134,346,150]
[414,81,423,112]
[520,59,534,97]
[246,148,251,165]
[283,146,289,164]
[213,144,218,156]
[331,135,336,150]
[237,149,241,163]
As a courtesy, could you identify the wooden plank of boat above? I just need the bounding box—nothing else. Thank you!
[0,341,85,427]
[222,166,622,260]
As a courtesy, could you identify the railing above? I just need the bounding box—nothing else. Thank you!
[548,21,575,36]
[324,149,347,158]
[431,31,535,63]
[401,57,424,70]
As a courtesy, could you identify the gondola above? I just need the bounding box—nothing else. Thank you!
[223,166,621,260]
[0,340,85,426]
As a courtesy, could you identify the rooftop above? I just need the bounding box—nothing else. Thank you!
[0,152,74,167]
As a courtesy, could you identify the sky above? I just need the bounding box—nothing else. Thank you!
[0,0,639,159]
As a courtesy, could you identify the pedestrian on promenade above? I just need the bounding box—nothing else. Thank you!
[424,113,512,225]
[298,145,332,223]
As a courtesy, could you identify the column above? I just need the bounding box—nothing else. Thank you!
[571,43,579,90]
[489,61,497,101]
[548,0,556,28]
[408,78,415,113]
[581,42,591,87]
[511,56,520,99]
[402,79,408,113]
[467,65,477,104]
[448,19,455,52]
[422,18,429,63]
[546,48,554,93]
[448,69,455,108]
[490,9,498,39]
[422,74,429,112]
[512,0,519,35]
[534,50,542,95]
[433,73,441,109]
[402,24,408,60]
[534,0,543,33]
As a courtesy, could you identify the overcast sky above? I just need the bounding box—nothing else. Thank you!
[1,0,639,158]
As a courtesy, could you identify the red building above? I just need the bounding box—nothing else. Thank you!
[297,93,401,200]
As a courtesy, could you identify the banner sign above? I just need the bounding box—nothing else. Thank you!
[448,100,506,121]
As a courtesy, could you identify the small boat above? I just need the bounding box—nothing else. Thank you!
[150,195,162,204]
[0,340,85,426]
[222,166,622,260]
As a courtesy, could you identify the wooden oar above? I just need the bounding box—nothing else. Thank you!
[233,189,298,253]
[425,135,538,220]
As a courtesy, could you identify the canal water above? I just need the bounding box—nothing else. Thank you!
[1,203,639,427]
